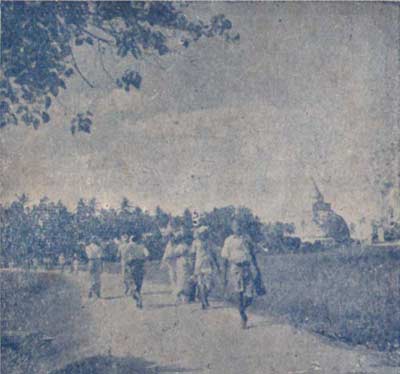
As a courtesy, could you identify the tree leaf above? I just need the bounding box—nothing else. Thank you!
[41,112,50,123]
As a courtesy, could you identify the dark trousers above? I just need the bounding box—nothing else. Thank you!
[125,260,145,298]
[88,259,102,298]
[239,292,253,323]
[197,283,209,309]
[188,279,197,303]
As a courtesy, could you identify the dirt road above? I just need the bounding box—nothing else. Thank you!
[2,270,398,374]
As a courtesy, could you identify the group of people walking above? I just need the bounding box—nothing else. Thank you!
[84,219,265,329]
[161,224,215,310]
[57,253,80,274]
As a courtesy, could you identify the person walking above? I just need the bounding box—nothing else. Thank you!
[32,258,39,271]
[160,226,179,297]
[119,233,150,308]
[192,226,215,309]
[58,254,66,273]
[174,228,195,304]
[85,239,103,299]
[71,254,79,274]
[161,227,193,304]
[221,220,262,329]
[118,234,131,295]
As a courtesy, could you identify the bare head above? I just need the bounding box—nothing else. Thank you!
[231,220,240,235]
[121,234,129,243]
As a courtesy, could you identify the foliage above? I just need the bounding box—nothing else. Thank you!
[1,1,238,133]
[0,197,297,265]
[384,221,400,242]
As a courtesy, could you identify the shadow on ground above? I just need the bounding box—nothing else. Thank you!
[50,355,203,374]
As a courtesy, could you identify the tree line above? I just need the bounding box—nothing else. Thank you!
[0,195,300,266]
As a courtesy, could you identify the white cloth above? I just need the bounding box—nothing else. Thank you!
[72,259,79,272]
[161,242,177,263]
[192,239,213,275]
[120,242,149,262]
[175,249,193,294]
[221,235,252,264]
[85,243,103,259]
[162,241,193,296]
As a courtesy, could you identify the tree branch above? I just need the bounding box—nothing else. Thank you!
[70,50,95,88]
[97,42,115,83]
[79,27,114,45]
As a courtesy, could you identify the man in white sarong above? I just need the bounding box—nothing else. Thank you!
[161,227,193,303]
[118,234,130,295]
[192,226,215,309]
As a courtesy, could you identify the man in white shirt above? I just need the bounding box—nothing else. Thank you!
[221,220,256,329]
[119,233,150,308]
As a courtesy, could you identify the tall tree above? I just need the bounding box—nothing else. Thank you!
[1,1,238,133]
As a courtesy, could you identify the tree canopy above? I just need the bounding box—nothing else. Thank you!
[0,196,302,265]
[0,1,238,133]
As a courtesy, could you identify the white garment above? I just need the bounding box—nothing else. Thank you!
[221,235,252,264]
[161,242,178,292]
[161,241,176,263]
[162,242,192,295]
[72,259,79,272]
[175,246,193,294]
[120,242,149,262]
[85,243,102,259]
[193,239,213,275]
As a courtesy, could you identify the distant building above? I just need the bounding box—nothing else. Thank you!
[297,179,351,245]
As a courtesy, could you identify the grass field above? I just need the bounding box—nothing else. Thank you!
[2,243,399,357]
[254,245,400,352]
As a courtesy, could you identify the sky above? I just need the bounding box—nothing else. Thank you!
[0,2,399,227]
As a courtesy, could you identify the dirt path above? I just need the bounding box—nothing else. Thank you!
[2,270,398,374]
[47,271,396,374]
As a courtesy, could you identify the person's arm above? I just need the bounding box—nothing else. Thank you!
[220,238,230,260]
[160,242,171,268]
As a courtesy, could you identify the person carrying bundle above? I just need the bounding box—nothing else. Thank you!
[221,220,266,329]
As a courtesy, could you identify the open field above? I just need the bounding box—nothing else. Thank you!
[254,245,400,352]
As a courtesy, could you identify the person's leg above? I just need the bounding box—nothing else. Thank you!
[94,272,101,298]
[223,260,229,293]
[204,274,212,307]
[239,292,248,328]
[124,280,129,295]
[242,295,253,328]
[204,285,210,307]
[198,280,207,309]
[133,261,145,308]
[188,278,197,303]
[124,265,135,298]
[122,262,129,295]
[88,265,95,298]
[198,275,209,309]
[168,265,177,297]
[175,289,184,304]
[88,282,93,298]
